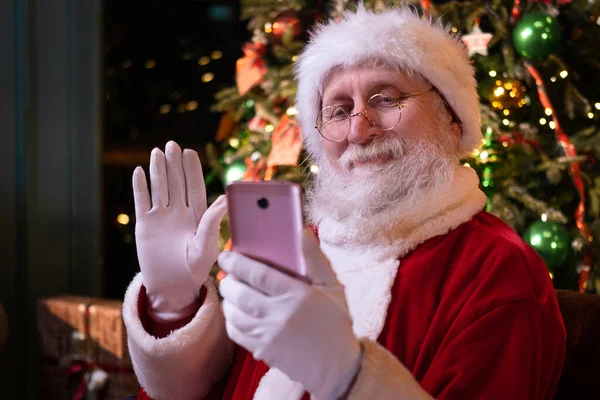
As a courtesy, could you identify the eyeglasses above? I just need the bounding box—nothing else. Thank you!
[315,89,433,142]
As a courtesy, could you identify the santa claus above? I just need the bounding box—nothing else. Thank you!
[124,6,565,400]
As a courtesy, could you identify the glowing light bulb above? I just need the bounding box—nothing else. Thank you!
[186,101,198,111]
[117,214,130,225]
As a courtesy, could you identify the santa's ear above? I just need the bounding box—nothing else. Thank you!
[450,120,462,143]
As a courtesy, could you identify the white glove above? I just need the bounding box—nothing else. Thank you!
[133,141,228,323]
[218,228,361,400]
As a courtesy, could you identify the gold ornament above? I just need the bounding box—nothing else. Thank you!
[487,78,527,112]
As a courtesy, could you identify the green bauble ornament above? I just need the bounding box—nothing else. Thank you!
[523,221,570,271]
[512,12,562,60]
[223,159,246,186]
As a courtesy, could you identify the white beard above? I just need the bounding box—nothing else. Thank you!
[306,130,459,235]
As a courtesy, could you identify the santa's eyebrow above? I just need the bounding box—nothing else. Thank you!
[322,89,355,105]
[368,83,407,96]
[323,83,412,104]
[369,76,414,95]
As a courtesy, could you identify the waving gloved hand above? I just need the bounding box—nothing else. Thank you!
[218,228,361,400]
[133,141,228,322]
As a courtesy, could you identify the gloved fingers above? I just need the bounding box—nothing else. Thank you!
[219,274,271,318]
[301,228,338,286]
[187,196,228,283]
[218,251,302,297]
[132,167,151,215]
[149,148,169,209]
[222,300,263,335]
[224,319,263,356]
[194,195,227,241]
[165,141,186,208]
[182,148,207,222]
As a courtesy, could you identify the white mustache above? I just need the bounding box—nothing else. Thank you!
[339,136,407,170]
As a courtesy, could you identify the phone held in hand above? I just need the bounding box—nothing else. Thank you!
[226,180,307,279]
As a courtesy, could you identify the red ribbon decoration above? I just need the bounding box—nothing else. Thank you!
[499,130,541,149]
[66,360,89,400]
[235,42,267,96]
[524,61,593,292]
[66,359,135,400]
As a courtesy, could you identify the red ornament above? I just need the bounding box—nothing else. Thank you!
[267,10,305,46]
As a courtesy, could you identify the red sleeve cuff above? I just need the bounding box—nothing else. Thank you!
[137,284,208,339]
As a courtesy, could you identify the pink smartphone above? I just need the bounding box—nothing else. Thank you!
[226,180,306,278]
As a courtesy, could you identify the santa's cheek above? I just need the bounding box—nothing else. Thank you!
[322,141,347,162]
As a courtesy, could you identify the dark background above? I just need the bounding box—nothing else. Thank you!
[103,0,248,298]
[0,2,248,397]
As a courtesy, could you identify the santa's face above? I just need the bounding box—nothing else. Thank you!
[320,66,461,169]
[306,66,462,223]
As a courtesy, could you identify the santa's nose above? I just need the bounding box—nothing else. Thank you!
[347,112,381,145]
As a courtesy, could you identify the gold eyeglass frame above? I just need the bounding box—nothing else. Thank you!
[315,88,434,143]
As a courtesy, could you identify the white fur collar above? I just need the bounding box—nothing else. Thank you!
[255,166,486,400]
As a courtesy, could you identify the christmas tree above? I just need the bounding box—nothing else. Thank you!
[209,0,600,293]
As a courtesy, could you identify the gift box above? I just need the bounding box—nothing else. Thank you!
[37,296,139,400]
[88,300,131,367]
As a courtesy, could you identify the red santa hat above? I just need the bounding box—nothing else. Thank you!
[294,5,482,160]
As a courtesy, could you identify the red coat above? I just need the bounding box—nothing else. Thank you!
[137,212,565,400]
